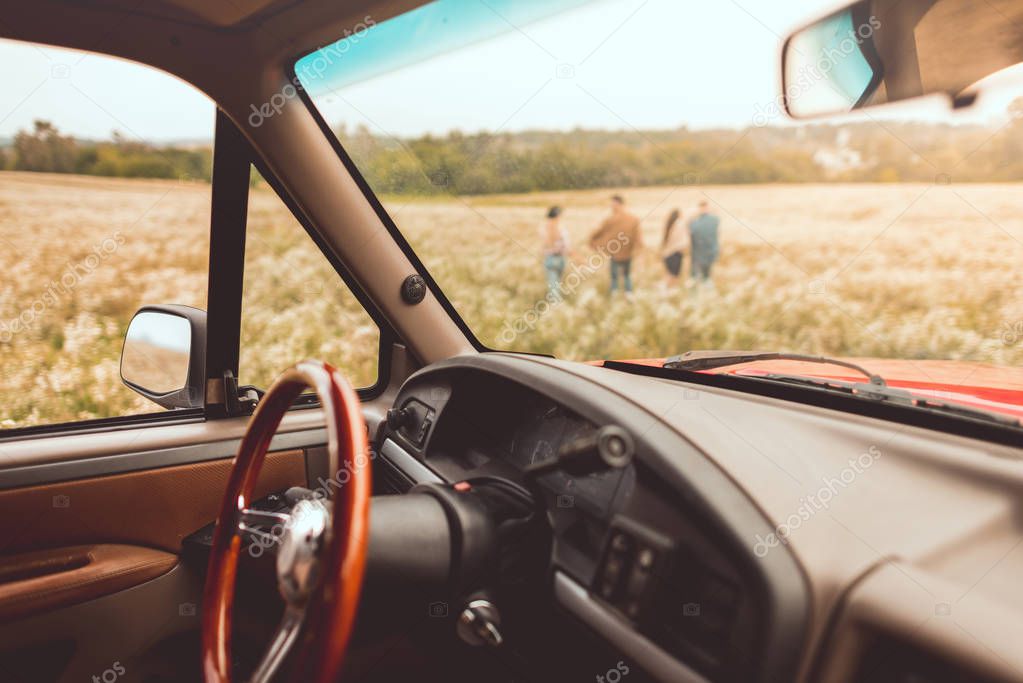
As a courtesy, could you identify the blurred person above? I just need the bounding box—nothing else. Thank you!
[660,208,688,290]
[589,194,642,297]
[540,205,570,296]
[688,199,720,284]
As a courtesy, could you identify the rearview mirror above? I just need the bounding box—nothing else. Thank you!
[120,305,206,409]
[783,0,1023,119]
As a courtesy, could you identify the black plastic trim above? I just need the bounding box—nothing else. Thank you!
[205,109,251,416]
[399,353,811,683]
[379,438,444,485]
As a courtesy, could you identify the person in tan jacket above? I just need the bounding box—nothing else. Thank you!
[589,195,643,295]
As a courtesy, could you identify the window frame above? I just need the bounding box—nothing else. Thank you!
[0,98,224,438]
[287,61,489,356]
[203,108,250,420]
[0,108,393,440]
[240,152,397,403]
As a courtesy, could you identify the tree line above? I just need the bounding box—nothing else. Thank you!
[0,120,211,181]
[5,110,1023,194]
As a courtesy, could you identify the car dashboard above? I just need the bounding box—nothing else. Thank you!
[372,354,808,683]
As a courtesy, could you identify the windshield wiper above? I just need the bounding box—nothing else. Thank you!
[664,351,1019,427]
[665,350,887,386]
[752,372,1020,428]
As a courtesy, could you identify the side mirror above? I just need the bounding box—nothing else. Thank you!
[120,305,206,409]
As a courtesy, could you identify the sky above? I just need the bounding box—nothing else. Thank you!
[308,0,838,135]
[1,0,1021,143]
[0,41,214,142]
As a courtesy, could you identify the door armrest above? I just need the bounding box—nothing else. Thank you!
[0,544,177,621]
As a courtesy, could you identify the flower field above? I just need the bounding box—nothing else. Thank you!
[2,171,1022,429]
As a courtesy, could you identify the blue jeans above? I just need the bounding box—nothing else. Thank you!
[610,259,633,293]
[544,254,566,294]
[691,259,714,281]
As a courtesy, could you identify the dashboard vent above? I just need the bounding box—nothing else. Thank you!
[658,554,742,674]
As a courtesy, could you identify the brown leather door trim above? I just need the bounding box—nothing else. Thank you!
[0,449,306,555]
[0,544,177,622]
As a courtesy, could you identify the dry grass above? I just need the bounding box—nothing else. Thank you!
[390,184,1023,363]
[2,172,1022,429]
[0,171,376,429]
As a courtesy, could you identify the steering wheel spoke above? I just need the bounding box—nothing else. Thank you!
[239,508,292,530]
[248,604,306,683]
[237,509,291,557]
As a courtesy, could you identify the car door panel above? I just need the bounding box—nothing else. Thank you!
[0,448,306,556]
[0,440,310,683]
[0,338,403,683]
[0,544,178,622]
[0,563,204,683]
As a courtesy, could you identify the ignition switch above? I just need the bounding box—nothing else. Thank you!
[456,598,504,648]
[386,406,412,430]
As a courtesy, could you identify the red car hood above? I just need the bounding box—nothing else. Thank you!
[594,357,1023,422]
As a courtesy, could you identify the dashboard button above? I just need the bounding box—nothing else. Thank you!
[416,418,432,444]
[637,547,655,570]
[604,554,625,583]
[611,532,631,553]
[625,562,651,601]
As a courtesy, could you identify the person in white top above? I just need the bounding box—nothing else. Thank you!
[540,206,571,296]
[660,208,690,290]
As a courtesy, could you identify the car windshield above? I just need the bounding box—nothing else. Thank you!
[294,0,1023,421]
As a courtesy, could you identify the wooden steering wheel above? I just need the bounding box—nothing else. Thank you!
[201,360,371,683]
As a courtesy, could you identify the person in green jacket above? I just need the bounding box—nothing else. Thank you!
[688,200,720,283]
